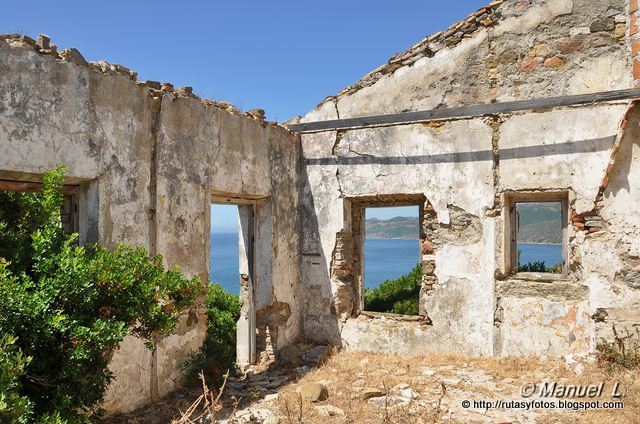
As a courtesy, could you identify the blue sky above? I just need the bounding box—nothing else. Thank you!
[2,0,488,121]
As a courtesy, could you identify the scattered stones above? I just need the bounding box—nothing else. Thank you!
[368,395,410,407]
[300,383,328,402]
[400,388,418,400]
[362,388,386,400]
[314,405,345,417]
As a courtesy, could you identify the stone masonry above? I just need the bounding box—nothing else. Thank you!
[1,0,640,415]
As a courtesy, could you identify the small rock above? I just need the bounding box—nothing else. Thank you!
[264,393,279,402]
[422,369,436,377]
[300,383,328,402]
[442,378,461,385]
[494,416,513,424]
[614,23,626,38]
[368,395,409,407]
[400,388,418,400]
[60,48,88,66]
[296,365,310,374]
[314,405,345,417]
[247,108,266,120]
[362,388,385,400]
[36,33,50,50]
[394,383,410,390]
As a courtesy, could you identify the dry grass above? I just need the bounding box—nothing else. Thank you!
[104,350,638,423]
[274,351,636,424]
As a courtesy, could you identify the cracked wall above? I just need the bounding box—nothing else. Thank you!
[298,0,640,357]
[0,37,301,413]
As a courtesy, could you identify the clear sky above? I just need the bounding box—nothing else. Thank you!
[2,0,489,122]
[211,204,239,232]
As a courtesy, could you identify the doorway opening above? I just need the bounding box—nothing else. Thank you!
[209,200,256,367]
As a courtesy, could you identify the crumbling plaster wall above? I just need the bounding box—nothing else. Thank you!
[298,0,640,357]
[0,37,301,413]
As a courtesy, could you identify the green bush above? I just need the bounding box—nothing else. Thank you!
[181,283,240,385]
[365,264,422,315]
[0,335,32,423]
[518,260,562,273]
[0,168,202,422]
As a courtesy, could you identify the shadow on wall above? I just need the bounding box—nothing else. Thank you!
[299,163,342,344]
[604,111,640,197]
[304,136,616,165]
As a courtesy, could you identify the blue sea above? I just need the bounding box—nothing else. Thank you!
[209,234,563,295]
[517,243,563,267]
[209,231,240,295]
[364,238,420,289]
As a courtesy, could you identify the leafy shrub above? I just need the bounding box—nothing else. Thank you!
[0,168,202,422]
[181,284,240,385]
[365,264,422,315]
[0,334,32,423]
[596,325,640,371]
[518,260,562,273]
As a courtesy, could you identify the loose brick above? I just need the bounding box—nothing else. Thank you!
[633,39,640,57]
[633,60,640,80]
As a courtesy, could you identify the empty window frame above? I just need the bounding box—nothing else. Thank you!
[362,205,421,315]
[506,192,568,276]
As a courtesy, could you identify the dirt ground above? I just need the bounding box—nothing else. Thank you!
[104,348,639,424]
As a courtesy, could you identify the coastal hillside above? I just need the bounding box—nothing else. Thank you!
[365,202,562,243]
[516,202,562,244]
[365,216,419,239]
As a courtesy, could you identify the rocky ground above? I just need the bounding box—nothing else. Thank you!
[105,346,638,424]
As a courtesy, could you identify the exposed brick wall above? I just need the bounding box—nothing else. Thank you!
[631,0,640,85]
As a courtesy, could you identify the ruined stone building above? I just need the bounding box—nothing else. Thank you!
[1,0,640,414]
